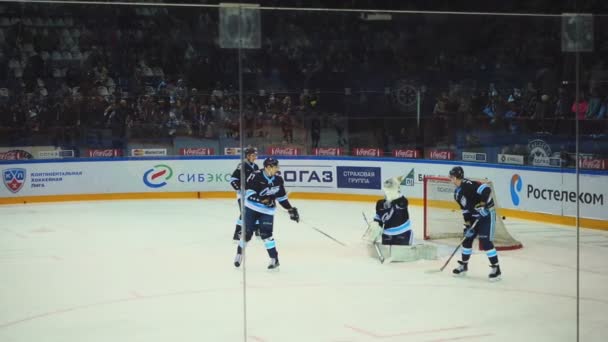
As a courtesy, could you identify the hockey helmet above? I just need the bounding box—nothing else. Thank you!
[244,146,257,157]
[449,166,464,179]
[263,157,279,168]
[382,175,404,202]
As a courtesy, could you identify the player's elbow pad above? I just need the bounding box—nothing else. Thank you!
[481,187,492,200]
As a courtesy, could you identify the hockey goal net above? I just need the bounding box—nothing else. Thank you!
[423,176,523,251]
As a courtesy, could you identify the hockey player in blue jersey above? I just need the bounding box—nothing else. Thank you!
[373,175,413,245]
[229,147,260,241]
[449,166,502,280]
[234,157,300,269]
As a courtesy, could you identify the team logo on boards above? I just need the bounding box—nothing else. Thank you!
[401,168,415,186]
[528,139,552,165]
[143,165,173,188]
[3,168,26,193]
[510,174,523,206]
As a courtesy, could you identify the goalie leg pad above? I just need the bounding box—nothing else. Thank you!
[380,244,438,262]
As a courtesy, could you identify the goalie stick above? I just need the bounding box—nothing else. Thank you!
[362,212,385,263]
[428,219,480,273]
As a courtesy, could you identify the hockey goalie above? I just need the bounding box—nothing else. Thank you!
[362,175,436,262]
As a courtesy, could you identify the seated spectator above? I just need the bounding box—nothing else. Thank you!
[571,94,589,120]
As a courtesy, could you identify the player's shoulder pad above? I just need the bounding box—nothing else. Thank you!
[394,196,408,206]
[463,178,475,185]
[375,199,385,210]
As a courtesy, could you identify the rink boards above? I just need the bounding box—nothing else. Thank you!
[0,156,606,229]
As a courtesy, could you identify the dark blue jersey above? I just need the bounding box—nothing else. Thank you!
[230,161,259,196]
[454,178,494,225]
[245,170,292,215]
[373,196,412,236]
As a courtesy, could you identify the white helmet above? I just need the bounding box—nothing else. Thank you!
[382,175,404,202]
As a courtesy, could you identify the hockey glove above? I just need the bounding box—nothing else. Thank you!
[474,203,489,217]
[288,207,300,223]
[463,223,476,239]
[249,194,273,206]
[260,196,272,205]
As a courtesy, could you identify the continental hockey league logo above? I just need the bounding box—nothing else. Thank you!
[510,174,523,206]
[143,164,173,188]
[3,168,26,193]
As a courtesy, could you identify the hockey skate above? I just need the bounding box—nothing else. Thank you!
[234,253,242,267]
[489,264,501,280]
[267,257,280,270]
[452,260,468,275]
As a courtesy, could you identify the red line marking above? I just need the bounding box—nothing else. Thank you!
[425,333,494,342]
[345,324,470,338]
[0,287,239,329]
[344,324,382,338]
[383,325,471,338]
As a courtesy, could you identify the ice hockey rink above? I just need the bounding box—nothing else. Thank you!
[1,198,607,342]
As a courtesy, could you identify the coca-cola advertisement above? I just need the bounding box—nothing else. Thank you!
[179,147,215,156]
[267,146,301,156]
[87,149,122,157]
[352,148,382,157]
[392,149,421,159]
[312,147,344,156]
[579,158,607,170]
[0,149,34,160]
[428,150,454,160]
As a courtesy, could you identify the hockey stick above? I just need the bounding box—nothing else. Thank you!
[428,219,479,273]
[362,212,385,264]
[281,191,347,247]
[295,216,347,247]
[308,225,347,247]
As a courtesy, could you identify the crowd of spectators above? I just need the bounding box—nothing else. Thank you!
[0,2,606,155]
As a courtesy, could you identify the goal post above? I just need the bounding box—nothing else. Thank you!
[423,176,523,251]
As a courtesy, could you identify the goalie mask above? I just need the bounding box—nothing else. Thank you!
[382,175,404,202]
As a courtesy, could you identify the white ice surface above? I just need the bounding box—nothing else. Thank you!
[1,199,607,342]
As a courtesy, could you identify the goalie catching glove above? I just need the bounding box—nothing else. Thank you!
[288,207,300,223]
